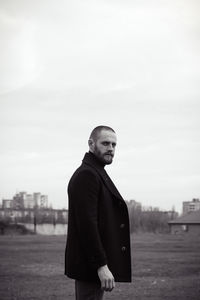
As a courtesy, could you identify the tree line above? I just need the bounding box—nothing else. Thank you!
[127,201,177,233]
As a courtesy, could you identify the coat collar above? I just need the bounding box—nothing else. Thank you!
[82,152,124,201]
[83,151,105,170]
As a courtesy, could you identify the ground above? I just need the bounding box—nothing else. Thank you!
[0,233,199,300]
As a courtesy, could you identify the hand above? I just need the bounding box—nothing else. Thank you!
[97,265,115,292]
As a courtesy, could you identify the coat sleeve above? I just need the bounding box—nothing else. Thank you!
[69,169,107,270]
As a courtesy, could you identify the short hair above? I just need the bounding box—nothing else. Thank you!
[89,125,115,142]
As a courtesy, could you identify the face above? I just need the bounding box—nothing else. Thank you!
[90,130,117,165]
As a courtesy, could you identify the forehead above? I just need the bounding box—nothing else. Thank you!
[97,130,117,142]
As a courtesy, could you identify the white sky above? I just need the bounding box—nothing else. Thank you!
[0,0,200,213]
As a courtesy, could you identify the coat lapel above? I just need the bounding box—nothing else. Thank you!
[82,152,124,201]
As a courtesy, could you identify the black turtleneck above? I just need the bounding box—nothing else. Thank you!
[84,151,106,168]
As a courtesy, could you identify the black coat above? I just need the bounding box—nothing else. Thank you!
[65,152,132,282]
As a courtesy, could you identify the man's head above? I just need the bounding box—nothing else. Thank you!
[88,126,117,165]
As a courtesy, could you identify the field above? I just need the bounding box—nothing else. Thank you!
[0,233,200,300]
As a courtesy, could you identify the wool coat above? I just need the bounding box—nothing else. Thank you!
[65,152,132,282]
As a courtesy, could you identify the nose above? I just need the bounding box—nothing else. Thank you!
[108,143,114,151]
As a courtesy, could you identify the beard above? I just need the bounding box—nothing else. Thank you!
[93,146,114,165]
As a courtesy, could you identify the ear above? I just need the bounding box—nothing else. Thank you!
[88,139,95,152]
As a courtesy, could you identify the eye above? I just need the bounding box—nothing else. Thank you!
[102,142,109,146]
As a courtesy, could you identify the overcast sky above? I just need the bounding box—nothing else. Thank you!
[0,0,200,213]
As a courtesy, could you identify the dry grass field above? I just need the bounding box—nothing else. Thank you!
[0,233,200,300]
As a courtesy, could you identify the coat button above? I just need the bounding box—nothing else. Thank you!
[120,223,125,229]
[121,246,126,252]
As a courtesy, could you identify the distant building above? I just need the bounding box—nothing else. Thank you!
[182,198,200,215]
[13,192,26,209]
[2,199,13,209]
[24,194,35,209]
[40,195,48,208]
[33,193,41,207]
[3,191,48,210]
[168,210,200,235]
[0,191,69,225]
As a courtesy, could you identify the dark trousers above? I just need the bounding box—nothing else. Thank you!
[75,280,104,300]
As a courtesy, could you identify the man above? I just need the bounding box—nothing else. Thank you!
[65,126,132,300]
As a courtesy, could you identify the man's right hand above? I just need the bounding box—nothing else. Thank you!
[97,265,115,292]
